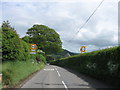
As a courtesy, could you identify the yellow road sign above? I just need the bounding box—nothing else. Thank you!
[30,44,37,50]
[80,46,86,53]
[30,44,37,54]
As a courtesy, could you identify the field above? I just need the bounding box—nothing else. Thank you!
[51,46,120,87]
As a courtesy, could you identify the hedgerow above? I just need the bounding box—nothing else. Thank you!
[51,46,120,86]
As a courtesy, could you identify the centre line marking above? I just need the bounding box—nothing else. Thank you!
[57,71,60,77]
[62,81,68,90]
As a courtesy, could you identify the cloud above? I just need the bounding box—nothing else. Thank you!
[1,0,118,2]
[1,0,118,52]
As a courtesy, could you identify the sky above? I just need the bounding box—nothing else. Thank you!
[0,0,119,53]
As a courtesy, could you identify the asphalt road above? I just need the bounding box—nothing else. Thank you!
[21,65,112,89]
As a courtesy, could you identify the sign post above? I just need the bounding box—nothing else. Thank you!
[30,44,37,63]
[80,46,86,53]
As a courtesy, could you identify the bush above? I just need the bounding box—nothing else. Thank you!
[2,21,31,61]
[39,54,46,63]
[2,21,22,61]
[20,40,30,61]
[51,46,120,87]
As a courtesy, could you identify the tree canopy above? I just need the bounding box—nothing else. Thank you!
[22,36,31,43]
[26,24,62,54]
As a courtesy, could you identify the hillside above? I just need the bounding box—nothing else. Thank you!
[50,49,78,59]
[62,49,79,56]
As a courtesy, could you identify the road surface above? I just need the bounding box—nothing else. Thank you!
[21,65,112,89]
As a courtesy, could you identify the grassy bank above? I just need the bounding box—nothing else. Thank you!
[0,63,2,89]
[0,64,1,74]
[51,46,120,87]
[2,60,45,87]
[0,84,1,90]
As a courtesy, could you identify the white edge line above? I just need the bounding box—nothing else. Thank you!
[62,81,68,90]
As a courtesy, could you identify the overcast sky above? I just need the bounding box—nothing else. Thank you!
[0,0,118,53]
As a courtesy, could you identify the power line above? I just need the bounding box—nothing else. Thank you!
[68,0,105,43]
[76,0,105,34]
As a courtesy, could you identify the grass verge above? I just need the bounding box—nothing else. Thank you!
[0,64,1,74]
[0,63,2,89]
[2,60,45,88]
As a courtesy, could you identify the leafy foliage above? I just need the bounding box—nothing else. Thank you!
[26,24,62,54]
[2,21,47,87]
[51,46,120,87]
[0,28,2,60]
[20,40,30,61]
[22,36,31,43]
[2,21,22,61]
[2,21,30,61]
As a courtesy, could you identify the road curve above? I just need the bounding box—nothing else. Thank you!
[21,65,112,89]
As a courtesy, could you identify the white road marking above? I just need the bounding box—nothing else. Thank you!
[57,71,60,77]
[62,81,68,90]
[53,66,60,77]
[44,69,54,71]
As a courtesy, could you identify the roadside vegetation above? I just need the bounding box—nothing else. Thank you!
[22,24,62,54]
[0,42,1,90]
[1,20,63,88]
[2,60,45,87]
[1,21,42,87]
[51,46,120,87]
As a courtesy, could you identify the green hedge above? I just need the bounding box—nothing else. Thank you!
[51,46,120,86]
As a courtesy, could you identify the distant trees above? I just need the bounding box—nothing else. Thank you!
[25,24,62,54]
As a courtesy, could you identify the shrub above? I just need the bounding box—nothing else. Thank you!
[2,21,22,61]
[20,40,30,61]
[39,54,46,63]
[2,21,31,61]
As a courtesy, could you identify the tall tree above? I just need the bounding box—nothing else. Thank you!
[22,36,31,43]
[2,21,21,61]
[26,24,62,54]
